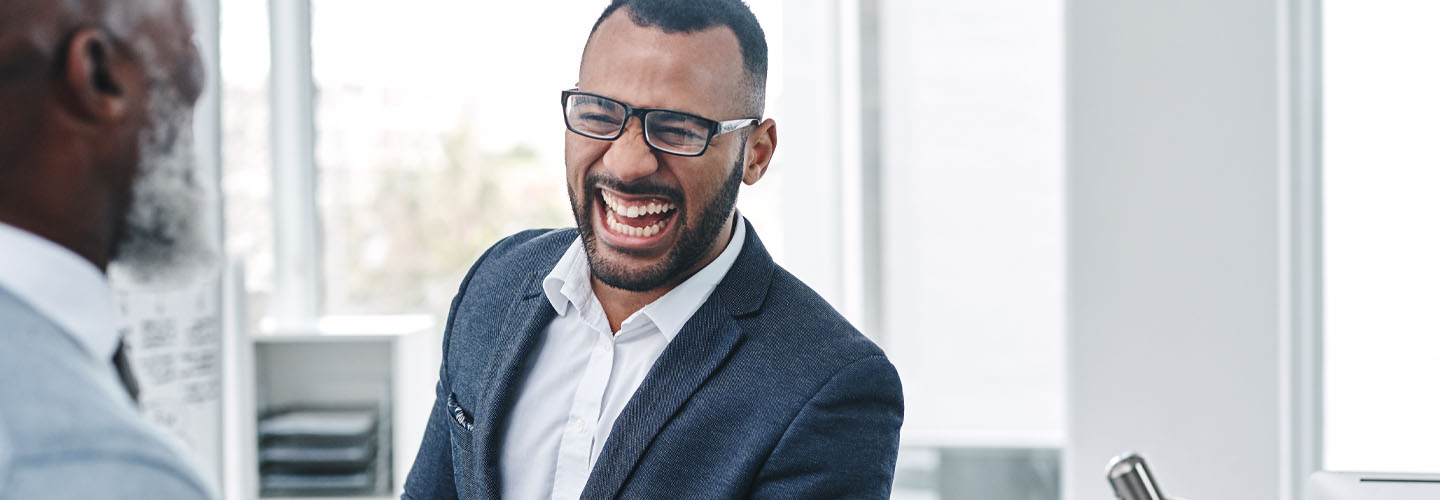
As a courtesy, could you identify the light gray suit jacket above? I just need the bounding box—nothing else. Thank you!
[0,287,214,500]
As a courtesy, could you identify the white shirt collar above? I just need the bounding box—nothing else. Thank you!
[543,214,747,341]
[0,221,120,362]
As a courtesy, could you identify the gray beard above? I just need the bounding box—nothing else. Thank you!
[109,83,217,286]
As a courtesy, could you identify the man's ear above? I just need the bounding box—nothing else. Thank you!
[742,118,777,185]
[60,28,137,123]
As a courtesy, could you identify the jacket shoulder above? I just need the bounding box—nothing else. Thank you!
[737,266,896,392]
[763,267,885,356]
[442,228,573,340]
[447,228,573,305]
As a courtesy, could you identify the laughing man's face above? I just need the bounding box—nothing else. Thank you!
[564,11,753,292]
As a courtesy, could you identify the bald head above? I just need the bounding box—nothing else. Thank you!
[0,0,198,164]
[0,0,186,79]
[0,0,208,276]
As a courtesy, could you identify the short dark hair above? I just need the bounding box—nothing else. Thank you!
[587,0,768,116]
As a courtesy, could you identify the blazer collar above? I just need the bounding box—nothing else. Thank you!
[710,217,775,318]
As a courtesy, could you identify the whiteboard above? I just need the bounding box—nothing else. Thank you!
[113,275,225,489]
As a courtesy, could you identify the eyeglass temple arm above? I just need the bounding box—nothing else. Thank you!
[716,118,761,135]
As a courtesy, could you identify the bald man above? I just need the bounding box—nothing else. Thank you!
[0,0,216,498]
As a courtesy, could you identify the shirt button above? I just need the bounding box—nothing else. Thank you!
[571,417,586,433]
[602,341,613,353]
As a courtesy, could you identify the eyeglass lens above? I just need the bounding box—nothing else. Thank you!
[565,93,713,155]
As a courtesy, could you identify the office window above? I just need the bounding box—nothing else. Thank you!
[220,0,273,326]
[309,0,576,317]
[224,0,786,322]
[1323,0,1440,473]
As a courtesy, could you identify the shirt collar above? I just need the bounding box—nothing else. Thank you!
[542,213,747,342]
[542,237,599,321]
[0,221,120,362]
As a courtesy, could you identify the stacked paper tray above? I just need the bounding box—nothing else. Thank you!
[259,408,381,497]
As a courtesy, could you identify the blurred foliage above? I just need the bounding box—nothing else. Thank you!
[323,124,571,316]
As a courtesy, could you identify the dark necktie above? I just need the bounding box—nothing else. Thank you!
[112,341,141,403]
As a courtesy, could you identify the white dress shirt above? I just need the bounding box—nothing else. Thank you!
[499,217,746,500]
[0,221,120,364]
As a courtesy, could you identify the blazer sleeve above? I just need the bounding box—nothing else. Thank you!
[749,354,906,500]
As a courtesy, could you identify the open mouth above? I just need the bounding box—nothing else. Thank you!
[596,188,679,248]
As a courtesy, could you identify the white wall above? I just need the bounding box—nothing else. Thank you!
[1066,0,1299,499]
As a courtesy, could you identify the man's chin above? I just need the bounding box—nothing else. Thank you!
[584,239,679,292]
[590,264,672,292]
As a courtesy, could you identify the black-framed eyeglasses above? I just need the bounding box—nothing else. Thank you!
[561,89,760,157]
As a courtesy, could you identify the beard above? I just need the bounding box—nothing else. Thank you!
[569,150,744,292]
[109,83,217,286]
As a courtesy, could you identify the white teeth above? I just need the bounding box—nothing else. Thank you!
[600,191,675,218]
[605,205,667,238]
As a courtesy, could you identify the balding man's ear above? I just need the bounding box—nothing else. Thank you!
[60,29,136,122]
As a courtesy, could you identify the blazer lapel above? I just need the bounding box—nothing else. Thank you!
[473,269,556,500]
[579,217,775,500]
[578,300,742,500]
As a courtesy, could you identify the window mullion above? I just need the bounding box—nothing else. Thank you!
[269,0,320,326]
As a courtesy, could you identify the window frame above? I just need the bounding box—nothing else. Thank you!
[1281,0,1325,496]
[267,0,322,328]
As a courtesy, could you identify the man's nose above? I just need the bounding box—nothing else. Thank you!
[601,118,660,181]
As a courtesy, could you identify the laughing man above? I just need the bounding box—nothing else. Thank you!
[402,1,904,498]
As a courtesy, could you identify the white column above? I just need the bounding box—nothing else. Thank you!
[269,0,320,326]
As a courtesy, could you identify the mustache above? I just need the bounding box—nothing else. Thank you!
[584,172,685,204]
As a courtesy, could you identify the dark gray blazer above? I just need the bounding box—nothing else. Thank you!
[402,219,904,499]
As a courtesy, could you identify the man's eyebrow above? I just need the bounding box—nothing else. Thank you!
[648,112,698,123]
[575,95,621,108]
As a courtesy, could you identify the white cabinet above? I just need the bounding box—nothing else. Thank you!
[223,300,438,500]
